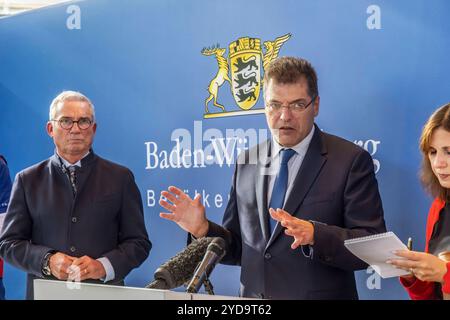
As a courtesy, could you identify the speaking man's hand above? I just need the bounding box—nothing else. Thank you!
[269,208,315,249]
[160,186,209,238]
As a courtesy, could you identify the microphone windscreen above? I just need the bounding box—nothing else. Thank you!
[145,278,169,290]
[152,237,214,288]
[207,237,226,256]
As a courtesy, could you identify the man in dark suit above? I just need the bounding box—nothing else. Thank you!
[0,155,12,300]
[0,91,151,299]
[159,57,386,299]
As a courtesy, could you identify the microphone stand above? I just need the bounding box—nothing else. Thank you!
[187,261,215,295]
[202,275,214,295]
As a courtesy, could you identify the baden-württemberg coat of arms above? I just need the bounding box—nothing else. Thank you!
[201,33,291,119]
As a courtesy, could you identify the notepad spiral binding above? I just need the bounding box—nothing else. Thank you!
[344,231,395,244]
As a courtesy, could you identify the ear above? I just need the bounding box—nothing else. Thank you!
[46,121,54,137]
[313,96,320,117]
[92,122,97,134]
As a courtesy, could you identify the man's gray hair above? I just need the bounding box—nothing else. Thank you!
[49,91,96,121]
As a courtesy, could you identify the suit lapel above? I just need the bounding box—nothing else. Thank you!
[255,140,271,244]
[266,125,328,248]
[74,152,97,200]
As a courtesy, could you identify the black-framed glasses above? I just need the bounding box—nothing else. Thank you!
[51,117,93,130]
[265,95,317,113]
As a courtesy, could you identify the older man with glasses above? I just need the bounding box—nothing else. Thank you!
[0,91,151,299]
[159,56,386,299]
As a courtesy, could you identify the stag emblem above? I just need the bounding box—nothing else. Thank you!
[201,45,231,113]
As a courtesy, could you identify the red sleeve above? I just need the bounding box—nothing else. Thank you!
[400,276,437,300]
[442,262,450,294]
[399,198,444,300]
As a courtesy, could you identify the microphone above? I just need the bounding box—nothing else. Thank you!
[146,237,214,290]
[186,237,226,294]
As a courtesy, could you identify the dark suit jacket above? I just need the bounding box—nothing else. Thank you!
[0,151,151,299]
[206,124,386,299]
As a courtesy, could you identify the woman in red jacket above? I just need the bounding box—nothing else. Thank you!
[389,103,450,299]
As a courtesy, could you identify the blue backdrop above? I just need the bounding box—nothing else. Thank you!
[0,0,449,299]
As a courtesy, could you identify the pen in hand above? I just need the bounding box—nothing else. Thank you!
[407,237,413,251]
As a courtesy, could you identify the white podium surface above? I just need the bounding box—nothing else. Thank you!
[34,279,189,300]
[191,293,247,300]
[34,279,248,300]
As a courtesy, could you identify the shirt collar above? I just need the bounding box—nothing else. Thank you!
[272,125,315,158]
[56,150,90,168]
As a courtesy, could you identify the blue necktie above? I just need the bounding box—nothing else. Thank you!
[269,148,296,234]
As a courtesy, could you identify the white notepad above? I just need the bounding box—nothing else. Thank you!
[0,213,5,233]
[344,231,410,278]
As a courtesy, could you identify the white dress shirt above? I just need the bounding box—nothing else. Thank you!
[267,125,315,206]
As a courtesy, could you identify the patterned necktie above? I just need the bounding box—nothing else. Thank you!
[268,148,296,234]
[68,165,77,197]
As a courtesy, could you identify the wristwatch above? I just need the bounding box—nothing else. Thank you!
[41,252,54,276]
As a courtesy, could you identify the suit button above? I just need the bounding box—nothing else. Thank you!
[264,253,272,259]
[70,246,76,253]
[325,256,332,262]
[71,217,78,223]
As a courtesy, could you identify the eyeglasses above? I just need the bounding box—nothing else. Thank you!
[265,95,317,113]
[51,117,93,130]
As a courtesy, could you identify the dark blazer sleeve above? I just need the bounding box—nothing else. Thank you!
[101,170,151,280]
[311,148,386,270]
[0,173,53,277]
[206,164,242,266]
[0,159,12,214]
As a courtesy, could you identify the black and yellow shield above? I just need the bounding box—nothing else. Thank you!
[229,37,262,110]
